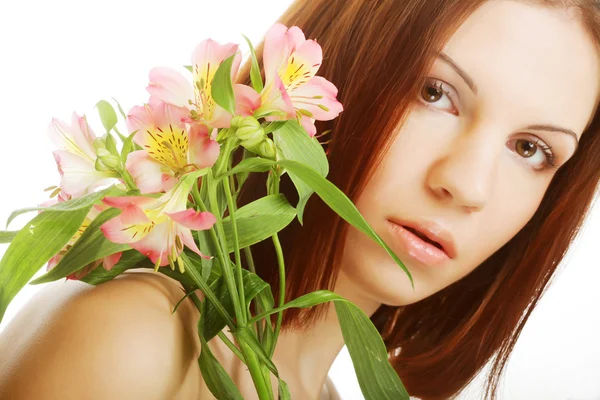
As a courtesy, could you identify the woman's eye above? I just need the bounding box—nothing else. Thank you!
[419,79,458,115]
[508,137,558,171]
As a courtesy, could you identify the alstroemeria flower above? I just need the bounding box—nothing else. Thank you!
[125,96,220,194]
[48,112,119,198]
[256,23,344,137]
[146,39,260,130]
[44,199,123,280]
[100,177,216,270]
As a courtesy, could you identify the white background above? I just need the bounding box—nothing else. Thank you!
[0,1,599,399]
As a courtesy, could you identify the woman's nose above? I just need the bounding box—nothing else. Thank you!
[425,132,500,213]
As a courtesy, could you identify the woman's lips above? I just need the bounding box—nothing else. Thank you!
[387,220,451,267]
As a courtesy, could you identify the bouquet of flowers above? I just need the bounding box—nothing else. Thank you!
[0,23,413,399]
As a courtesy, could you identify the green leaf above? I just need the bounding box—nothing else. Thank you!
[96,100,118,133]
[104,132,119,156]
[112,97,127,120]
[221,157,273,179]
[273,119,329,224]
[0,231,18,244]
[278,379,291,400]
[335,301,410,400]
[241,34,264,93]
[197,321,245,400]
[5,185,123,229]
[30,208,131,285]
[120,130,138,164]
[80,250,149,285]
[211,54,237,116]
[222,194,296,252]
[184,65,193,73]
[201,268,273,341]
[277,159,413,287]
[0,207,90,322]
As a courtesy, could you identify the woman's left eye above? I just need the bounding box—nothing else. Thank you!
[419,78,459,115]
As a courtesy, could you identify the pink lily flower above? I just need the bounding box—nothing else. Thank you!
[100,176,216,271]
[43,198,123,280]
[125,96,220,194]
[256,23,344,137]
[146,38,260,130]
[48,112,120,198]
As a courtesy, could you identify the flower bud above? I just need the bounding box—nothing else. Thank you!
[258,138,276,160]
[236,116,265,147]
[96,148,120,169]
[93,136,107,151]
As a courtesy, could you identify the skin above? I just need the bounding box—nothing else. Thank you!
[0,1,598,400]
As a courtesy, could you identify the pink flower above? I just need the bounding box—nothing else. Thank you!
[125,97,220,194]
[100,176,216,271]
[48,112,119,198]
[256,23,344,137]
[146,39,260,130]
[45,201,123,280]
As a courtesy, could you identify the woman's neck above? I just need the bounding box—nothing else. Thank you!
[271,271,382,398]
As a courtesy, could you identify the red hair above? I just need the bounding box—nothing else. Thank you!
[236,1,600,398]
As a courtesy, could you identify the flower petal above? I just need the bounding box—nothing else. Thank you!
[100,213,154,244]
[299,114,317,137]
[52,150,116,198]
[125,150,171,194]
[263,23,294,85]
[234,84,261,116]
[165,208,216,230]
[188,124,220,168]
[179,228,211,259]
[147,67,194,108]
[258,74,296,121]
[102,195,157,210]
[129,222,173,266]
[289,76,344,121]
[103,252,123,270]
[281,39,322,92]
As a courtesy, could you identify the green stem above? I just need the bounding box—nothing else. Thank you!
[223,174,246,323]
[269,233,286,358]
[183,266,235,328]
[191,180,243,325]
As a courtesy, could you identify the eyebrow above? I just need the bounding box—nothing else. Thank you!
[436,51,580,146]
[437,51,478,95]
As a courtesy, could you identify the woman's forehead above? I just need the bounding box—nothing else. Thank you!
[438,0,600,138]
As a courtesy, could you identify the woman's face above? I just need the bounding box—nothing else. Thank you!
[338,0,600,312]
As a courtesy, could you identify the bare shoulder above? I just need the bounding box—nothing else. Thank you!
[0,269,203,400]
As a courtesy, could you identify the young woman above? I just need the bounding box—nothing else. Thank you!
[1,0,599,399]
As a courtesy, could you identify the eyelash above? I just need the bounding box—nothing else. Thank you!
[419,78,559,171]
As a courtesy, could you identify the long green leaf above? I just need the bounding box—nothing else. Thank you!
[278,159,413,287]
[197,320,245,400]
[246,290,409,400]
[96,100,118,133]
[5,185,123,229]
[0,207,90,322]
[241,34,264,93]
[222,194,296,252]
[273,119,329,224]
[79,250,149,285]
[220,157,273,179]
[335,301,410,400]
[0,231,18,244]
[211,54,237,116]
[30,208,130,285]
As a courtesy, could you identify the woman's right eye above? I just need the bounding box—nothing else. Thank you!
[419,78,459,115]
